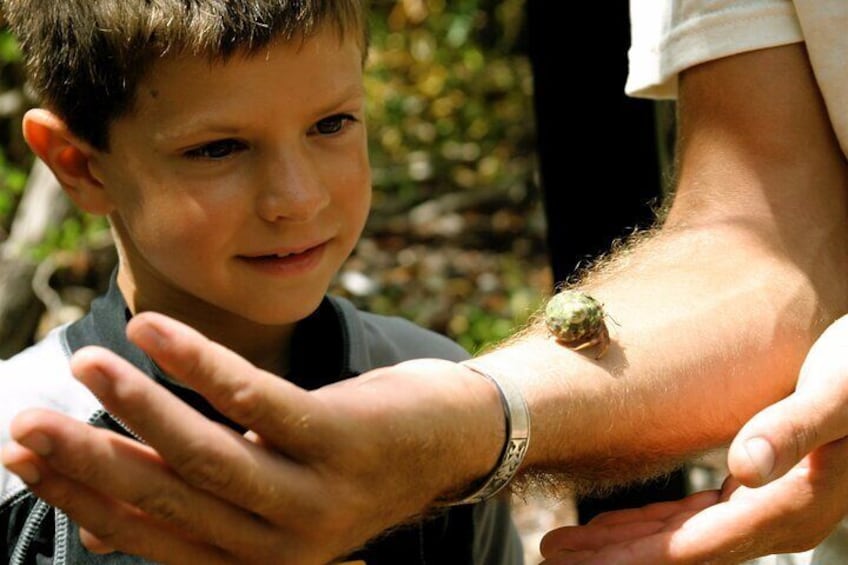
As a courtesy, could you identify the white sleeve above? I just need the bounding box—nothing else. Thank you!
[0,327,101,503]
[626,0,803,99]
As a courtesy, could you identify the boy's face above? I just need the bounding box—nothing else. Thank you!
[88,28,371,327]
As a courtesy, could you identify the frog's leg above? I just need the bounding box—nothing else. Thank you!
[593,323,610,359]
[559,324,610,359]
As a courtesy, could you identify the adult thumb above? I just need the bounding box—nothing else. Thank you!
[727,394,825,487]
[728,315,848,487]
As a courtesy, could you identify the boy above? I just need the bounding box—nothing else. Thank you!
[0,1,522,563]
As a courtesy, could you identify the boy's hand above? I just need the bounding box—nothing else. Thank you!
[1,313,503,565]
[539,315,848,564]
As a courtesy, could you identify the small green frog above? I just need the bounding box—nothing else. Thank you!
[544,290,610,358]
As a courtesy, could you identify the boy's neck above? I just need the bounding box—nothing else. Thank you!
[116,268,296,377]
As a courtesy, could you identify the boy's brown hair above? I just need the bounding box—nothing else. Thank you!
[2,0,367,150]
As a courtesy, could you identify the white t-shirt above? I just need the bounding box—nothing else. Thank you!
[627,0,848,157]
[627,2,848,564]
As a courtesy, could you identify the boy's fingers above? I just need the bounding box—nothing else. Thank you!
[6,408,281,549]
[125,312,335,455]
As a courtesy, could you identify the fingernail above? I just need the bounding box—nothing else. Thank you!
[18,432,53,457]
[744,436,775,481]
[4,461,41,484]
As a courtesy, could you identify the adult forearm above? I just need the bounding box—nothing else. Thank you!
[496,235,820,478]
[474,44,848,493]
[473,228,824,492]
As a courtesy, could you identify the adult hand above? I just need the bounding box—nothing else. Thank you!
[539,315,848,564]
[1,312,503,565]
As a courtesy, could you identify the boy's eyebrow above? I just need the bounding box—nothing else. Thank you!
[309,82,366,117]
[153,123,242,145]
[153,83,365,146]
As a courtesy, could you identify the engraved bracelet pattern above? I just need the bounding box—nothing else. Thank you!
[440,362,531,506]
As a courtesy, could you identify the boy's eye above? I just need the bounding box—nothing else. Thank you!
[311,114,357,136]
[184,139,246,160]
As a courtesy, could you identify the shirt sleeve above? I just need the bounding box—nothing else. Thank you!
[626,0,804,99]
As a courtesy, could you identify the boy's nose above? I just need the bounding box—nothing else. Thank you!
[256,155,330,223]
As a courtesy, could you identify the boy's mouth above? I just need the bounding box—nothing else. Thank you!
[242,240,327,258]
[237,241,329,274]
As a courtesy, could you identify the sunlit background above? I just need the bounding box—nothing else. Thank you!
[0,0,550,359]
[0,1,566,561]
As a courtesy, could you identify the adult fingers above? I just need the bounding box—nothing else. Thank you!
[5,410,348,563]
[540,505,746,565]
[3,443,233,565]
[539,492,718,557]
[124,312,337,458]
[68,349,322,519]
[77,530,115,554]
[539,550,596,564]
[541,439,848,565]
[67,338,469,562]
[6,408,277,551]
[729,315,848,486]
[587,490,720,526]
[540,521,668,555]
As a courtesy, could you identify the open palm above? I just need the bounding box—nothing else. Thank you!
[541,442,848,564]
[541,315,848,565]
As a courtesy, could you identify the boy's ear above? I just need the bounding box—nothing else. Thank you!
[22,109,114,215]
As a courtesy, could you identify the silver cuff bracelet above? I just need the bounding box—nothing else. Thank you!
[440,361,531,506]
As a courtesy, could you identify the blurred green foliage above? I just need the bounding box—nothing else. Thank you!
[357,0,543,352]
[0,27,27,234]
[366,0,533,206]
[0,151,25,218]
[0,0,545,353]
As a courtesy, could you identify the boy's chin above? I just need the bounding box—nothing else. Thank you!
[238,298,325,327]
